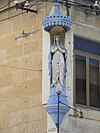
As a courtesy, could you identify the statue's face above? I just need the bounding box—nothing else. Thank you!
[56,35,60,45]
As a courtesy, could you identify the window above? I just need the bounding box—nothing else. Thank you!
[74,36,100,109]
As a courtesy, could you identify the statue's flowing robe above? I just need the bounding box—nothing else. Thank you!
[50,43,67,87]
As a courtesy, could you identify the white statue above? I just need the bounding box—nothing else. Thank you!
[49,35,67,89]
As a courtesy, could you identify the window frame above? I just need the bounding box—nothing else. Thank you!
[73,48,100,111]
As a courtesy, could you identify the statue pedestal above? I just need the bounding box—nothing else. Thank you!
[45,87,70,127]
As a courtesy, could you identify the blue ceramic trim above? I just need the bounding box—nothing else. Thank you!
[45,87,70,127]
[42,2,72,32]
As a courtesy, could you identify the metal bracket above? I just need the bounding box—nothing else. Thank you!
[15,29,39,40]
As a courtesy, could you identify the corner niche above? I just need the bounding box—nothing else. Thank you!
[50,26,65,45]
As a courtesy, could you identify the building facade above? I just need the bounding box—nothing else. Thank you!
[0,0,47,132]
[0,0,100,133]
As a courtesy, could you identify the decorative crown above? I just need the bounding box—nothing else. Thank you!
[42,2,72,32]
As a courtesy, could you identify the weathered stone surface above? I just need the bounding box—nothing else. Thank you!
[0,1,47,132]
[12,123,28,133]
[28,121,41,133]
[0,74,12,88]
[0,22,13,38]
[6,45,23,59]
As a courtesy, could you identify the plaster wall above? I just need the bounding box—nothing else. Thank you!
[66,5,100,132]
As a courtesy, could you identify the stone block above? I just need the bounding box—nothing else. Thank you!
[18,53,36,69]
[0,86,18,102]
[28,121,41,133]
[0,112,10,129]
[12,70,32,84]
[6,59,19,74]
[0,34,16,50]
[13,14,36,33]
[12,70,25,84]
[0,22,13,38]
[14,79,41,97]
[13,83,25,97]
[0,12,6,20]
[0,66,8,77]
[10,110,28,126]
[10,105,44,127]
[6,45,23,59]
[12,123,28,133]
[27,93,41,107]
[0,96,27,113]
[0,128,12,133]
[0,74,12,88]
[23,40,39,54]
[28,106,43,122]
[40,118,47,133]
[37,9,45,26]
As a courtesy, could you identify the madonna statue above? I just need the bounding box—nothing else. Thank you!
[48,35,67,90]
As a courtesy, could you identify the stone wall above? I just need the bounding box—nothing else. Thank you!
[0,1,49,133]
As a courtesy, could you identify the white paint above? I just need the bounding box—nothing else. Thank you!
[42,29,50,104]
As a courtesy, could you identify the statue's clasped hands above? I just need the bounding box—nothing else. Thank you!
[57,45,60,49]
